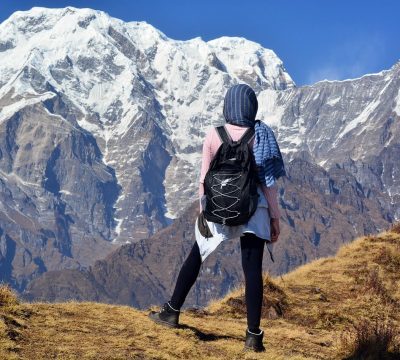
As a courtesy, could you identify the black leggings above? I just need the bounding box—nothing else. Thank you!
[170,233,265,331]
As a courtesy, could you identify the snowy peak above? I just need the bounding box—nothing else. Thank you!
[0,6,295,152]
[0,7,167,61]
[0,6,297,242]
[312,60,400,86]
[1,6,294,89]
[208,36,294,89]
[2,7,104,40]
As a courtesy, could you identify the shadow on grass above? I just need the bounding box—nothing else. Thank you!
[179,324,242,342]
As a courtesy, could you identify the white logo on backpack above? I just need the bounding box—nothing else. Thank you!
[220,178,232,187]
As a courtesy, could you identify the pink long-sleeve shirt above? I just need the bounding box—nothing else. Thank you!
[198,123,281,219]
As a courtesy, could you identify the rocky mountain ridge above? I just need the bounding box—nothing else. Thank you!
[22,157,391,308]
[0,6,398,295]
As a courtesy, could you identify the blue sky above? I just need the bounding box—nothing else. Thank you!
[1,0,400,85]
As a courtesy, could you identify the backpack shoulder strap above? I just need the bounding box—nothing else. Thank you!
[216,126,232,144]
[239,127,255,144]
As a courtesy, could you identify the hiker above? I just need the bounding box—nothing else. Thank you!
[149,83,285,352]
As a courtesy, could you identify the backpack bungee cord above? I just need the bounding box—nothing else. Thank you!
[210,172,242,224]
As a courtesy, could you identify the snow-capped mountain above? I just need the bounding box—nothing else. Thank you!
[0,6,293,238]
[258,64,400,221]
[0,7,398,293]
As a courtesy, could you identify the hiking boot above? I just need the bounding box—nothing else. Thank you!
[148,302,180,328]
[244,328,265,352]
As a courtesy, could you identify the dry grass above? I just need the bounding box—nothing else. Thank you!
[0,225,399,359]
[208,274,289,320]
[340,316,400,359]
[0,282,31,360]
[389,221,400,234]
[0,283,20,308]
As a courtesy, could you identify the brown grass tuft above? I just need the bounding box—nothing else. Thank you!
[389,222,400,234]
[260,274,289,318]
[341,316,400,360]
[211,274,289,320]
[374,247,400,273]
[0,284,29,359]
[0,284,19,308]
[362,267,391,300]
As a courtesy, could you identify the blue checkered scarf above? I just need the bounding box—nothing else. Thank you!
[222,84,286,187]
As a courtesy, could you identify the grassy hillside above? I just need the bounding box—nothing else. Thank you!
[1,223,400,359]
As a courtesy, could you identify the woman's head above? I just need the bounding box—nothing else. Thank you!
[223,84,258,127]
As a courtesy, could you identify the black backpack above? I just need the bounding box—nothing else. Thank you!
[203,125,260,226]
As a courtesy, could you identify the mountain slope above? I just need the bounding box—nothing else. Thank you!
[22,157,391,308]
[0,7,295,292]
[1,224,399,359]
[0,6,398,298]
[0,6,294,233]
[261,63,400,221]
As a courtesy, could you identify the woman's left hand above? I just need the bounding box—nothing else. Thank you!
[270,218,280,242]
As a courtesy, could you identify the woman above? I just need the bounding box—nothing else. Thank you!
[149,84,285,352]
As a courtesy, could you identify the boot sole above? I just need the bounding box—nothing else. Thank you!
[148,312,179,328]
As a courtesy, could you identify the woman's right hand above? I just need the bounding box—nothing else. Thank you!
[270,218,280,242]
